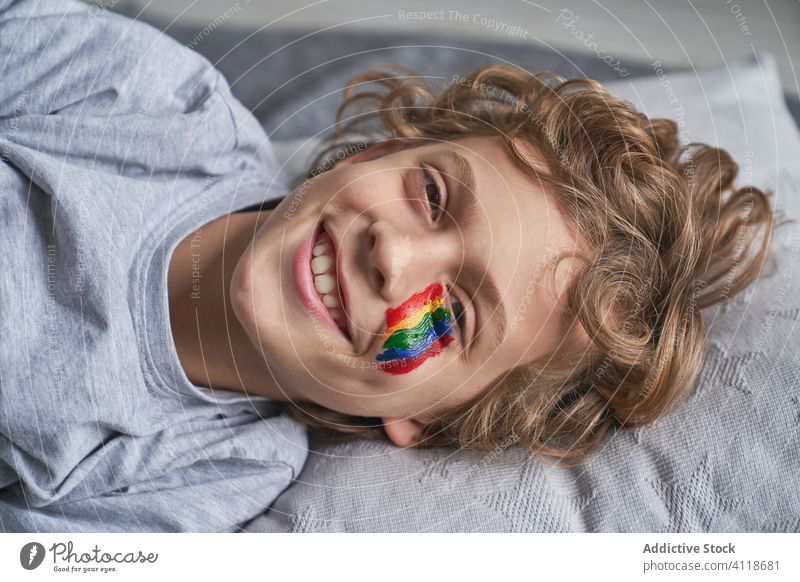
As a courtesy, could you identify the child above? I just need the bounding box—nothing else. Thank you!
[0,0,774,532]
[212,64,773,464]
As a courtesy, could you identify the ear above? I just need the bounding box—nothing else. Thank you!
[337,139,401,166]
[382,416,424,448]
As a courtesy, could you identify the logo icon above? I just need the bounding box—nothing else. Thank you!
[20,542,46,570]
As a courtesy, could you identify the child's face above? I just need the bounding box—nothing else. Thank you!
[231,135,584,443]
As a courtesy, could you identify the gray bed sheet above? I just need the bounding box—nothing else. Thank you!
[113,9,799,136]
[117,11,800,532]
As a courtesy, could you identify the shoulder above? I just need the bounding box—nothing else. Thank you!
[0,0,226,117]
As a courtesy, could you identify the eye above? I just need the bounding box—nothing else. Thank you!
[419,166,445,221]
[447,287,467,343]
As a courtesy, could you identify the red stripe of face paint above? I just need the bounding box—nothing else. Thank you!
[377,332,454,375]
[384,283,444,328]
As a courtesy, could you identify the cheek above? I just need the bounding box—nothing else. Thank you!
[322,164,403,213]
[367,362,466,418]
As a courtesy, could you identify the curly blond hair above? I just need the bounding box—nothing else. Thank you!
[286,64,776,466]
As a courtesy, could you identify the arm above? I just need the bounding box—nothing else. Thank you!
[0,458,298,532]
[0,408,308,533]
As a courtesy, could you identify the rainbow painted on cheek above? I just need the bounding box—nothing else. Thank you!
[375,283,454,375]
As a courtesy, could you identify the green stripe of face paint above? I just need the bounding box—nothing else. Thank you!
[382,307,452,350]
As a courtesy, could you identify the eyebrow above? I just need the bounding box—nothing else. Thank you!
[436,150,508,356]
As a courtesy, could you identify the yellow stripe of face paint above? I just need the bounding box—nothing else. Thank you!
[382,296,445,338]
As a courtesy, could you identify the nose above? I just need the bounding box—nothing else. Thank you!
[367,220,457,303]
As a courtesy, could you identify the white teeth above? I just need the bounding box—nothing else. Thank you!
[322,293,340,308]
[311,255,334,274]
[312,243,331,257]
[314,274,336,294]
[310,228,346,336]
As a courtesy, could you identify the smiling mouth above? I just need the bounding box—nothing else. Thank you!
[310,227,351,339]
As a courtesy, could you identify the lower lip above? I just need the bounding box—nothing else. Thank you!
[293,222,349,340]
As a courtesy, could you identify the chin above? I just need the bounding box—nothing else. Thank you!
[229,237,277,347]
[228,223,320,377]
[228,247,258,340]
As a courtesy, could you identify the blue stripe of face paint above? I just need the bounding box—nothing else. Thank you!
[376,318,453,362]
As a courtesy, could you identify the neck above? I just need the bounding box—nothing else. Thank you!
[167,210,286,401]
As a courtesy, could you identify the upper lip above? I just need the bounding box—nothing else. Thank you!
[322,221,353,346]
